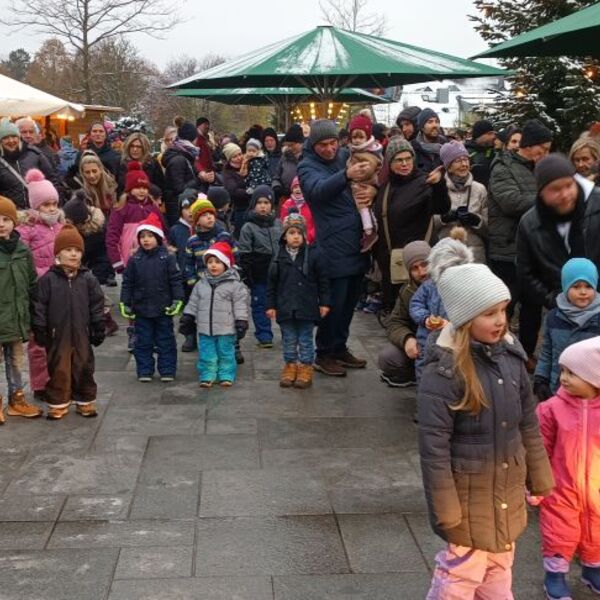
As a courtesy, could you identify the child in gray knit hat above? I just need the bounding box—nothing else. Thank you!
[416,247,554,599]
[241,138,271,194]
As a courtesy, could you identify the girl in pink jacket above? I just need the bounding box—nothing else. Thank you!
[17,169,64,398]
[535,336,600,600]
[280,177,315,245]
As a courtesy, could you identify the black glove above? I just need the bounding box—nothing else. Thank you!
[533,377,552,402]
[178,313,196,336]
[235,320,249,339]
[457,211,481,227]
[440,210,458,224]
[33,329,50,349]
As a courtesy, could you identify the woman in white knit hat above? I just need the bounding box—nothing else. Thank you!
[417,255,554,599]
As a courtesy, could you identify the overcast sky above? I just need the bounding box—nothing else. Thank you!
[0,0,486,69]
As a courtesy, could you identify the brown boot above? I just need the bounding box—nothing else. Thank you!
[280,363,298,388]
[47,403,71,420]
[294,364,313,389]
[0,398,5,425]
[7,390,42,418]
[76,401,98,418]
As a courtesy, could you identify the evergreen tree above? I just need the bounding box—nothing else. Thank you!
[1,49,31,81]
[471,0,600,149]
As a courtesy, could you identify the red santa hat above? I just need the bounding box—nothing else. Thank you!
[136,212,164,240]
[203,241,234,269]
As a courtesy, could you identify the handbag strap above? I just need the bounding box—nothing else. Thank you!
[0,155,27,188]
[381,183,392,253]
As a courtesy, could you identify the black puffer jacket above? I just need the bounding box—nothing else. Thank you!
[517,183,600,307]
[0,144,62,209]
[75,142,120,177]
[465,140,495,188]
[418,326,554,553]
[162,147,198,225]
[266,244,330,323]
[488,151,537,262]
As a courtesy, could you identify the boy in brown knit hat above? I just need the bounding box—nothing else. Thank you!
[0,195,42,423]
[32,224,105,419]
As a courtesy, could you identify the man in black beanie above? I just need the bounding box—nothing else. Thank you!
[465,119,496,187]
[272,124,305,202]
[518,152,600,319]
[488,118,553,370]
[411,108,447,173]
[262,127,281,178]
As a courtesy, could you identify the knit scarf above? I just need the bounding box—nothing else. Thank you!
[39,212,61,226]
[286,246,299,261]
[172,139,199,160]
[556,292,600,327]
[415,132,444,156]
[449,173,470,192]
[0,231,19,254]
[290,188,305,208]
[249,212,275,227]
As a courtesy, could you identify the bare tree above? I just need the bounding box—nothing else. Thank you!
[1,0,181,103]
[320,0,386,36]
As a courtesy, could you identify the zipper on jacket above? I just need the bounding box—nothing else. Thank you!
[209,284,215,337]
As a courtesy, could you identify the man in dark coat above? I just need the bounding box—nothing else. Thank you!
[298,119,375,376]
[518,153,600,308]
[488,119,553,366]
[396,106,421,142]
[74,122,120,178]
[411,108,447,174]
[262,127,282,179]
[465,119,496,187]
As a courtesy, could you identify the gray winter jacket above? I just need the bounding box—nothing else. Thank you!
[184,269,249,336]
[418,325,554,553]
[488,150,537,262]
[272,147,299,199]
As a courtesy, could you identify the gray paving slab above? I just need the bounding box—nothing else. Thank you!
[194,516,350,576]
[60,494,132,521]
[130,477,200,519]
[0,521,54,549]
[205,417,258,435]
[0,495,64,521]
[199,469,332,517]
[114,545,194,579]
[273,573,431,599]
[47,519,195,548]
[108,576,273,600]
[0,548,119,600]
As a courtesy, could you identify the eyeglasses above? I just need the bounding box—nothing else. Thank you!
[453,157,470,165]
[391,157,413,165]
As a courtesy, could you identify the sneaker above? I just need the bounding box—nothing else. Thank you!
[235,349,245,365]
[333,349,367,369]
[76,401,98,418]
[294,364,313,389]
[280,363,298,388]
[199,381,213,388]
[219,380,233,387]
[47,403,70,420]
[138,376,152,383]
[360,229,378,253]
[544,572,572,600]
[314,355,347,377]
[7,390,43,418]
[181,334,197,353]
[582,566,600,595]
[355,299,367,312]
[380,372,417,388]
[160,376,175,382]
[362,300,382,314]
[257,341,274,349]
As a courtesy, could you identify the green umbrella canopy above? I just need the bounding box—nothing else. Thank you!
[472,2,600,59]
[172,86,393,105]
[169,26,506,96]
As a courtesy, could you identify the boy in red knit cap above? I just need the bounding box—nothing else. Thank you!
[347,112,383,252]
[32,224,105,419]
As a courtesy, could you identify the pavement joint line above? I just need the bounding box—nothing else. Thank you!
[192,471,202,577]
[104,547,121,600]
[126,436,152,520]
[332,509,354,575]
[404,514,433,574]
[88,390,114,450]
[42,495,68,550]
[270,574,275,600]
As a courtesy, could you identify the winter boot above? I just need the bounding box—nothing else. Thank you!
[104,311,119,337]
[279,363,298,388]
[7,390,42,418]
[314,355,346,377]
[47,402,71,420]
[333,348,367,368]
[181,334,197,353]
[76,401,98,418]
[544,572,572,600]
[235,339,245,365]
[0,398,4,425]
[294,364,313,389]
[582,566,600,595]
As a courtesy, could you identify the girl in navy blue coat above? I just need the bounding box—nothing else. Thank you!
[120,213,184,382]
[266,211,330,389]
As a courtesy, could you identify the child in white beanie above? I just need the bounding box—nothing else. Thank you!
[532,336,600,600]
[417,249,554,599]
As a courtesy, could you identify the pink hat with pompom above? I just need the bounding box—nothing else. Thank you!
[25,169,59,210]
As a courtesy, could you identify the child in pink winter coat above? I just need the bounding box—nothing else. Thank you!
[106,161,167,273]
[17,169,64,399]
[280,177,315,244]
[535,336,600,600]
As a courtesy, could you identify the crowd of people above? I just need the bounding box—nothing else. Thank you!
[1,104,600,599]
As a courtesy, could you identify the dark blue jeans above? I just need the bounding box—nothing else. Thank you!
[251,283,272,343]
[316,273,364,357]
[134,315,177,377]
[279,319,315,364]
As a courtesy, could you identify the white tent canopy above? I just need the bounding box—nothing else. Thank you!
[0,74,85,118]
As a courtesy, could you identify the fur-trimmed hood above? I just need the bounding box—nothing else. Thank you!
[17,208,65,227]
[76,206,106,236]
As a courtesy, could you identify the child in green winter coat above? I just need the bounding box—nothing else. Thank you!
[0,195,42,423]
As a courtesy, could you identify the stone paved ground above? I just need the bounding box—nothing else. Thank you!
[0,299,595,599]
